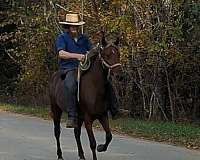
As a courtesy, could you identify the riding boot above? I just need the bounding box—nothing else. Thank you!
[64,69,78,128]
[106,80,120,119]
[66,106,78,128]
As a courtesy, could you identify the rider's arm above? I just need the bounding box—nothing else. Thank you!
[58,50,85,62]
[56,34,85,62]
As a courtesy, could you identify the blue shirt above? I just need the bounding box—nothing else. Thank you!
[56,32,92,70]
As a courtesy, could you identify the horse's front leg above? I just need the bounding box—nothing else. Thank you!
[97,115,112,152]
[74,118,85,160]
[85,119,97,160]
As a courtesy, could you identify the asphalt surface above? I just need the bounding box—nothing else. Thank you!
[0,112,200,160]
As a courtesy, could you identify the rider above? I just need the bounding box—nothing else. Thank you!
[56,13,120,128]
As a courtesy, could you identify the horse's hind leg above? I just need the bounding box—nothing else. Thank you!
[85,119,97,160]
[97,116,112,152]
[74,118,85,160]
[51,105,64,160]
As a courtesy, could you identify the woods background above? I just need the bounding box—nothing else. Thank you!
[0,0,200,122]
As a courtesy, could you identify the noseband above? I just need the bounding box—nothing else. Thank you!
[99,44,122,79]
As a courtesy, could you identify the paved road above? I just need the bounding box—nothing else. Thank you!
[0,112,200,160]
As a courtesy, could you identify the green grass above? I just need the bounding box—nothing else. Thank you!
[0,103,200,150]
[0,103,50,119]
[107,118,200,149]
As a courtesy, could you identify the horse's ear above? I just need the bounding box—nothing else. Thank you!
[114,37,120,46]
[101,32,107,47]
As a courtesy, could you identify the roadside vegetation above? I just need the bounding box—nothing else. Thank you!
[0,103,49,119]
[0,0,199,152]
[1,0,200,122]
[108,118,200,150]
[1,103,199,150]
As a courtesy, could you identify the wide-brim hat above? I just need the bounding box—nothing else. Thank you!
[59,13,85,26]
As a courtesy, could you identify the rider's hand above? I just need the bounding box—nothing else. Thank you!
[77,54,85,63]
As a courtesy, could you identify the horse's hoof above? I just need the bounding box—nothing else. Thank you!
[57,158,64,160]
[97,144,107,152]
[79,159,85,160]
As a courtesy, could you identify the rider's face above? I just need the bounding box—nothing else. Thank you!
[69,26,78,33]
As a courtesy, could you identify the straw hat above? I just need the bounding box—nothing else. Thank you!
[59,13,85,26]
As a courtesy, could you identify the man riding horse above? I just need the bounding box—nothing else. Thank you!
[56,13,120,128]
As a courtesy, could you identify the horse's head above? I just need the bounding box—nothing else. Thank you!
[99,34,123,81]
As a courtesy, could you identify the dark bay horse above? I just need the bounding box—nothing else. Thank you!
[49,35,122,160]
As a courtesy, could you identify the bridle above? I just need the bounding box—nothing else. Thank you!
[99,44,122,79]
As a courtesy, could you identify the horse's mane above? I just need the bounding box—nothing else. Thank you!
[87,45,100,60]
[79,45,100,72]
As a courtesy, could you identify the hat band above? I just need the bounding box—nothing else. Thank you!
[66,20,79,23]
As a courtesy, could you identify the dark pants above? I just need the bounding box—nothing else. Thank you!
[63,69,119,119]
[63,69,78,119]
[106,81,119,116]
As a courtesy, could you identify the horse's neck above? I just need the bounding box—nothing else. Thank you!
[80,54,107,115]
[89,56,107,84]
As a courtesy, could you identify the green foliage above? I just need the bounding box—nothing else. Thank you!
[0,0,199,121]
[99,0,200,120]
[0,0,57,103]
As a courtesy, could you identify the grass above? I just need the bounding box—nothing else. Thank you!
[0,103,50,119]
[0,103,200,150]
[107,118,200,150]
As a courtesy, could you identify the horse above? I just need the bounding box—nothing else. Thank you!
[49,35,123,160]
